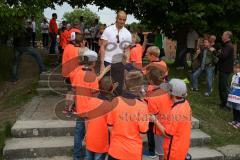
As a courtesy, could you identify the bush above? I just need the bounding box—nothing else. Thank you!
[0,45,14,83]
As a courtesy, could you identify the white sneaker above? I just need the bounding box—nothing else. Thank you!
[204,92,210,96]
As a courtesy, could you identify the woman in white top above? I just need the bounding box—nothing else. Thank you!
[41,18,49,48]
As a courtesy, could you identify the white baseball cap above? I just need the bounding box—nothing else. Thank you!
[169,79,187,98]
[83,49,98,62]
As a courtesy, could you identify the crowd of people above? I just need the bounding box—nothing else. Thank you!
[11,9,240,160]
[60,10,192,160]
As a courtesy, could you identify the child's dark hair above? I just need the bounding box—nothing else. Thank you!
[80,56,95,66]
[75,33,85,45]
[146,66,165,86]
[125,70,143,90]
[99,76,113,94]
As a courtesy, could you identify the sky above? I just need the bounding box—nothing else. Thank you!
[44,3,139,25]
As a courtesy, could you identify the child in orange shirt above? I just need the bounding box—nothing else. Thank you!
[144,66,173,160]
[129,33,143,69]
[61,32,87,117]
[85,76,116,160]
[70,49,110,160]
[150,79,192,160]
[143,46,168,81]
[107,70,149,160]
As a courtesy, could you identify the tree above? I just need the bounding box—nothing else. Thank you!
[0,0,45,43]
[4,0,240,49]
[63,8,100,27]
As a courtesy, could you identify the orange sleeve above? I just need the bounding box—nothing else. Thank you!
[130,48,137,63]
[138,107,149,133]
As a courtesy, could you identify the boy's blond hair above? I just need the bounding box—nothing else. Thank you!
[147,46,160,57]
[132,33,141,43]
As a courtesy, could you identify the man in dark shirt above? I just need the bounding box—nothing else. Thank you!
[12,25,46,82]
[218,31,234,108]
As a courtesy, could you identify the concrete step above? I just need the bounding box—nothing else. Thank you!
[143,129,210,148]
[12,147,225,160]
[3,131,212,159]
[3,136,73,159]
[40,73,63,81]
[142,147,224,160]
[190,129,211,147]
[17,156,72,160]
[189,147,224,160]
[3,135,222,160]
[38,80,67,88]
[37,87,68,95]
[11,118,200,138]
[12,120,75,138]
[192,117,200,129]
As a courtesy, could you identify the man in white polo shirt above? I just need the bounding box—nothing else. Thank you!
[100,10,132,95]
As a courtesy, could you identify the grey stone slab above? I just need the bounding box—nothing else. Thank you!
[217,145,240,160]
[12,120,75,138]
[3,136,73,159]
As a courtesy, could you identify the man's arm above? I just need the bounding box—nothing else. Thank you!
[100,39,108,72]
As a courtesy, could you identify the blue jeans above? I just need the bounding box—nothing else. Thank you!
[12,46,46,81]
[86,150,106,160]
[192,66,214,94]
[73,118,86,160]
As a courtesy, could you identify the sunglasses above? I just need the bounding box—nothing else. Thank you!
[116,34,120,43]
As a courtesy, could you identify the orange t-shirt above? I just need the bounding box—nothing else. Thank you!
[163,100,192,160]
[71,66,99,114]
[143,60,168,77]
[61,44,79,78]
[145,89,173,135]
[130,44,143,69]
[60,30,70,49]
[107,96,149,160]
[85,96,110,153]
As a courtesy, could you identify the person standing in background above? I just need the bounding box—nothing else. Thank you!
[154,27,165,58]
[31,16,36,48]
[26,20,33,46]
[49,13,58,54]
[79,16,85,34]
[41,18,49,49]
[177,27,199,70]
[218,31,234,109]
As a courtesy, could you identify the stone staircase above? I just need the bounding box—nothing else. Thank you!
[3,118,224,159]
[3,72,225,160]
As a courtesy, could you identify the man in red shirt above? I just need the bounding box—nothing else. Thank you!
[49,13,58,54]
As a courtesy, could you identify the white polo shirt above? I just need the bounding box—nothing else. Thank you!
[101,24,132,63]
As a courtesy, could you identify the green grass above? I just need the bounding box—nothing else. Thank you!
[0,122,12,160]
[168,65,240,147]
[0,81,38,111]
[0,81,38,159]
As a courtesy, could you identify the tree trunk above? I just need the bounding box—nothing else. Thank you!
[174,27,188,65]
